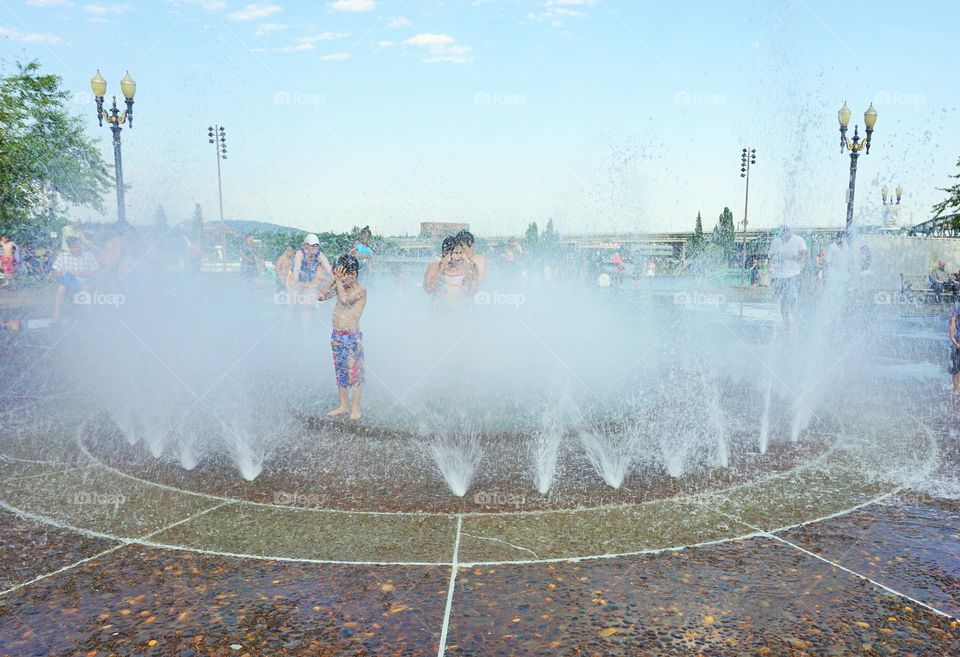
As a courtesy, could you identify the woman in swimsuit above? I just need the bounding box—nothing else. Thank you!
[423,236,478,309]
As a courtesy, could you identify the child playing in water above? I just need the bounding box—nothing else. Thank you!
[317,254,367,419]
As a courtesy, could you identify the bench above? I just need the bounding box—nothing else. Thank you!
[901,272,954,303]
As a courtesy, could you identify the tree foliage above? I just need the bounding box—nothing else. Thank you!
[0,60,110,235]
[524,221,540,250]
[687,211,705,260]
[710,206,736,264]
[932,156,960,220]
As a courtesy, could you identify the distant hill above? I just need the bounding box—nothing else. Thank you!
[224,219,304,234]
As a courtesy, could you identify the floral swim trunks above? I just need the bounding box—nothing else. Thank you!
[331,329,364,388]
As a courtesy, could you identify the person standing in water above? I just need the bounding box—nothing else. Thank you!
[423,236,478,309]
[455,230,486,284]
[767,224,808,330]
[950,302,960,398]
[317,255,367,420]
[274,244,295,291]
[351,226,375,282]
[1,234,19,285]
[290,234,332,300]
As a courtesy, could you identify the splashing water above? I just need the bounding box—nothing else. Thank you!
[580,430,637,489]
[422,431,484,497]
[533,410,564,495]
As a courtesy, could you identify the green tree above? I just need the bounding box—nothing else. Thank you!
[541,218,559,253]
[0,60,110,235]
[932,156,960,222]
[524,221,540,251]
[711,206,736,264]
[688,211,705,260]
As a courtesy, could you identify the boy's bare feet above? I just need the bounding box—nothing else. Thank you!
[349,411,362,421]
[327,406,350,417]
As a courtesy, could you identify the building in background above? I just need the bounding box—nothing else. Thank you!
[420,222,469,239]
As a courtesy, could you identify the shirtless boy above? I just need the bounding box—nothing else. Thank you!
[317,254,367,420]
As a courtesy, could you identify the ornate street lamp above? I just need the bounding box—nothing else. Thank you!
[838,101,877,230]
[91,70,136,226]
[739,147,756,284]
[881,183,904,229]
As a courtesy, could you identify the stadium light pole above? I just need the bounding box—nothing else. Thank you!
[208,125,227,270]
[739,147,756,285]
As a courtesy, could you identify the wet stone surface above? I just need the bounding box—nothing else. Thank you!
[784,493,960,619]
[445,537,960,656]
[0,547,448,657]
[0,508,118,593]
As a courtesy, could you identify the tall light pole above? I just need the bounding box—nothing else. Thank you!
[208,125,227,270]
[838,101,878,230]
[91,70,136,226]
[739,147,756,285]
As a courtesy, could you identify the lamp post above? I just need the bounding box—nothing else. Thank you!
[739,147,756,285]
[838,101,877,230]
[90,70,136,226]
[881,183,904,229]
[208,125,227,270]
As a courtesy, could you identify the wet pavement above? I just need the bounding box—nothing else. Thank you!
[1,319,960,655]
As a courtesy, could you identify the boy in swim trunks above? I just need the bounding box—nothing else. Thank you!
[317,254,367,420]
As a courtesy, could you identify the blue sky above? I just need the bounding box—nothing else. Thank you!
[1,0,958,236]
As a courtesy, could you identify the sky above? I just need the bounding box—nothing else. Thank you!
[1,0,958,237]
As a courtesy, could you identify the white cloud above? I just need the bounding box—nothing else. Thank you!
[25,0,73,7]
[0,25,62,44]
[319,52,350,61]
[83,3,131,16]
[166,0,225,9]
[383,15,410,28]
[399,33,473,63]
[278,42,313,52]
[403,33,454,46]
[228,3,281,20]
[255,22,287,36]
[328,0,374,11]
[526,0,596,25]
[376,40,394,48]
[299,31,349,43]
[423,44,472,64]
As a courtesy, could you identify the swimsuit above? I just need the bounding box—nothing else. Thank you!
[433,270,467,309]
[331,329,364,387]
[298,249,323,283]
[1,256,15,275]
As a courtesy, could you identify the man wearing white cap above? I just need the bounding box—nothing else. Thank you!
[290,234,332,303]
[767,224,808,330]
